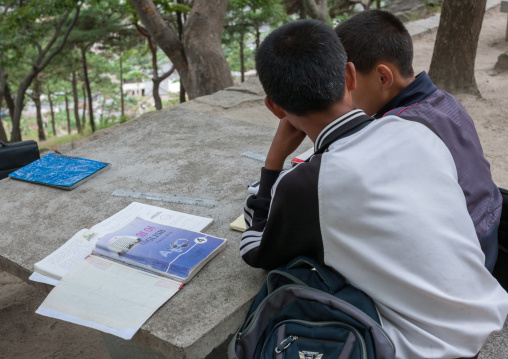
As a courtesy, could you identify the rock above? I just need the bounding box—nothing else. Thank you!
[495,51,508,71]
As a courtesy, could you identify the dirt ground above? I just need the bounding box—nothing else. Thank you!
[1,6,508,359]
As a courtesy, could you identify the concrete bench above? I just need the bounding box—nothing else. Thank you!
[0,79,319,358]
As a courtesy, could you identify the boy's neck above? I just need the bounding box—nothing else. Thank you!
[289,102,356,143]
[388,74,416,103]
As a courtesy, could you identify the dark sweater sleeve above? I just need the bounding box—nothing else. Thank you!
[240,157,324,270]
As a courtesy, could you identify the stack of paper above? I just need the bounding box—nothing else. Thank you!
[33,202,223,339]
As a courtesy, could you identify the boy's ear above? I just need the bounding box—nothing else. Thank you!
[264,97,287,120]
[345,62,357,91]
[376,64,394,90]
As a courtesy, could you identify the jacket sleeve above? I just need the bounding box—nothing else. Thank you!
[240,157,324,270]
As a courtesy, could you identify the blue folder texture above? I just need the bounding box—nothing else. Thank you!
[8,152,111,190]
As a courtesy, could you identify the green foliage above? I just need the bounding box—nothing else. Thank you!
[222,41,255,72]
[224,0,289,78]
[0,0,79,63]
[156,0,191,15]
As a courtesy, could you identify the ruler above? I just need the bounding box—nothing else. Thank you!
[111,189,219,208]
[241,151,266,162]
[241,151,291,170]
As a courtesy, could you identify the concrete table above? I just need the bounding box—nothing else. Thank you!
[0,105,311,358]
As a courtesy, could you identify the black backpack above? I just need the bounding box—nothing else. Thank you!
[228,256,395,359]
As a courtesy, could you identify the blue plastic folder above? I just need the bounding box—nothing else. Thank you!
[9,152,111,190]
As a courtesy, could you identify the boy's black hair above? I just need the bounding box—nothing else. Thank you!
[255,19,347,116]
[335,10,414,77]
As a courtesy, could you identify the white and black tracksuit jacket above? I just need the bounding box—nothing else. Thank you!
[241,109,508,359]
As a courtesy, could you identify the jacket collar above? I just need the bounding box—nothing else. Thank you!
[314,110,373,154]
[374,71,437,119]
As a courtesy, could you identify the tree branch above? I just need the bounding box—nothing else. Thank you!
[157,64,175,82]
[34,42,42,55]
[38,6,81,72]
[36,10,72,65]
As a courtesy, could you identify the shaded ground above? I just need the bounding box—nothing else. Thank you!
[1,5,508,359]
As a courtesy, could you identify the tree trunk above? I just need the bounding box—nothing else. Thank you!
[151,49,175,110]
[240,33,245,83]
[302,0,328,22]
[177,5,186,104]
[80,47,95,131]
[71,71,82,133]
[82,84,87,128]
[0,71,8,142]
[255,26,261,50]
[0,116,7,142]
[47,91,57,136]
[65,93,71,134]
[131,0,233,99]
[180,81,186,103]
[100,95,106,126]
[3,82,16,142]
[33,77,46,141]
[182,0,233,98]
[3,82,15,120]
[10,68,36,142]
[134,22,174,110]
[153,78,162,109]
[428,0,486,95]
[120,55,125,118]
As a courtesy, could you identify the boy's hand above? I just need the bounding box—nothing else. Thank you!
[265,117,306,171]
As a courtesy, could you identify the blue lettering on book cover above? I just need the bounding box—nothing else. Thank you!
[94,218,225,280]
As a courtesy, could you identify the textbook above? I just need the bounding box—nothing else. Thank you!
[30,202,214,285]
[9,152,111,190]
[35,204,223,339]
[92,217,226,283]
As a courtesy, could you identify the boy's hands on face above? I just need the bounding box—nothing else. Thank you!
[265,117,306,171]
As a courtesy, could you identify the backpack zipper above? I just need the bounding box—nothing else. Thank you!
[274,335,298,353]
[262,319,367,358]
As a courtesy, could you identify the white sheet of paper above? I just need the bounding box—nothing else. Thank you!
[29,271,59,286]
[36,255,181,340]
[90,202,213,234]
[32,229,97,282]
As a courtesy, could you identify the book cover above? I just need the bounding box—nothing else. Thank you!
[92,217,226,283]
[9,152,111,190]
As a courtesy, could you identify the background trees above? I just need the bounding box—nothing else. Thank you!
[224,0,288,82]
[0,0,492,143]
[129,0,234,100]
[0,0,81,142]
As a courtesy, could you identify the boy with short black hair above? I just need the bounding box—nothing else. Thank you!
[335,10,501,272]
[241,18,508,358]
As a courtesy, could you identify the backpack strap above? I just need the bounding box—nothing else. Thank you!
[267,256,347,294]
